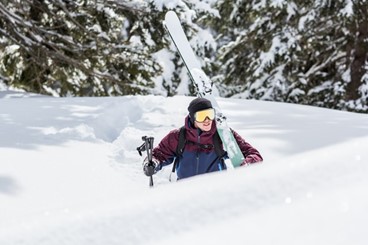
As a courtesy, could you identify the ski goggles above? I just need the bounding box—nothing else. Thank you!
[194,108,215,122]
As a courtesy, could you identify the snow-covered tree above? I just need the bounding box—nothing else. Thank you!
[0,0,163,96]
[210,0,368,112]
[0,0,218,97]
[149,0,219,96]
[2,0,366,113]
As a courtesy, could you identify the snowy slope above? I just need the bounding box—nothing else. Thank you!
[1,92,368,245]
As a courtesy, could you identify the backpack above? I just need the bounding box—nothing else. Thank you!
[171,126,226,174]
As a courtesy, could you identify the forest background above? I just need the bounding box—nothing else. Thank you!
[1,0,367,113]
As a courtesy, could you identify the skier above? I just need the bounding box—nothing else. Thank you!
[143,97,263,180]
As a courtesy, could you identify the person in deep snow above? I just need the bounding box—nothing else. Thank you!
[143,97,263,180]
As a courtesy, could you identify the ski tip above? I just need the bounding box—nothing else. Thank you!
[165,10,178,21]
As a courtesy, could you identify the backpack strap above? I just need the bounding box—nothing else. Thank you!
[172,126,186,173]
[176,126,187,157]
[213,131,226,158]
[204,131,226,172]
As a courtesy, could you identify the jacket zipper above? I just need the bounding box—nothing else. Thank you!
[196,134,200,174]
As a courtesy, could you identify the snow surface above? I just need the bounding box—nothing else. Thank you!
[1,91,368,245]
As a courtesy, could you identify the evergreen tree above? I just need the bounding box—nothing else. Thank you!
[0,0,161,96]
[0,0,218,97]
[210,0,368,112]
[2,0,366,113]
[149,0,219,96]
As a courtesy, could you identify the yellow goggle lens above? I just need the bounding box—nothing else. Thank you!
[194,108,215,122]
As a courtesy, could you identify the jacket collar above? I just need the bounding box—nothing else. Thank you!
[184,116,217,144]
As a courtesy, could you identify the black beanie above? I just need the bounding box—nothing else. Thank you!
[188,97,213,122]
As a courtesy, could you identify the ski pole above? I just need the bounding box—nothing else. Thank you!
[137,136,155,187]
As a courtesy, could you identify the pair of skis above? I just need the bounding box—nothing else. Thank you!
[164,11,244,168]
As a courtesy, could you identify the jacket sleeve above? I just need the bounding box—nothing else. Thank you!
[152,129,180,167]
[231,129,263,165]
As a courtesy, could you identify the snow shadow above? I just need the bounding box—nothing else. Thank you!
[0,96,146,150]
[1,94,368,160]
[0,91,46,99]
[0,176,19,195]
[221,99,368,158]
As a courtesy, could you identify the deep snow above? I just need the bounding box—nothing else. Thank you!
[1,91,368,245]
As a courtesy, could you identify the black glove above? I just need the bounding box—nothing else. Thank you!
[143,158,159,176]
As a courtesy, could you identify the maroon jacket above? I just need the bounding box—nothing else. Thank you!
[152,116,262,179]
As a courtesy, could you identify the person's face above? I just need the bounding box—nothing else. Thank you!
[194,117,213,131]
[193,108,215,132]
